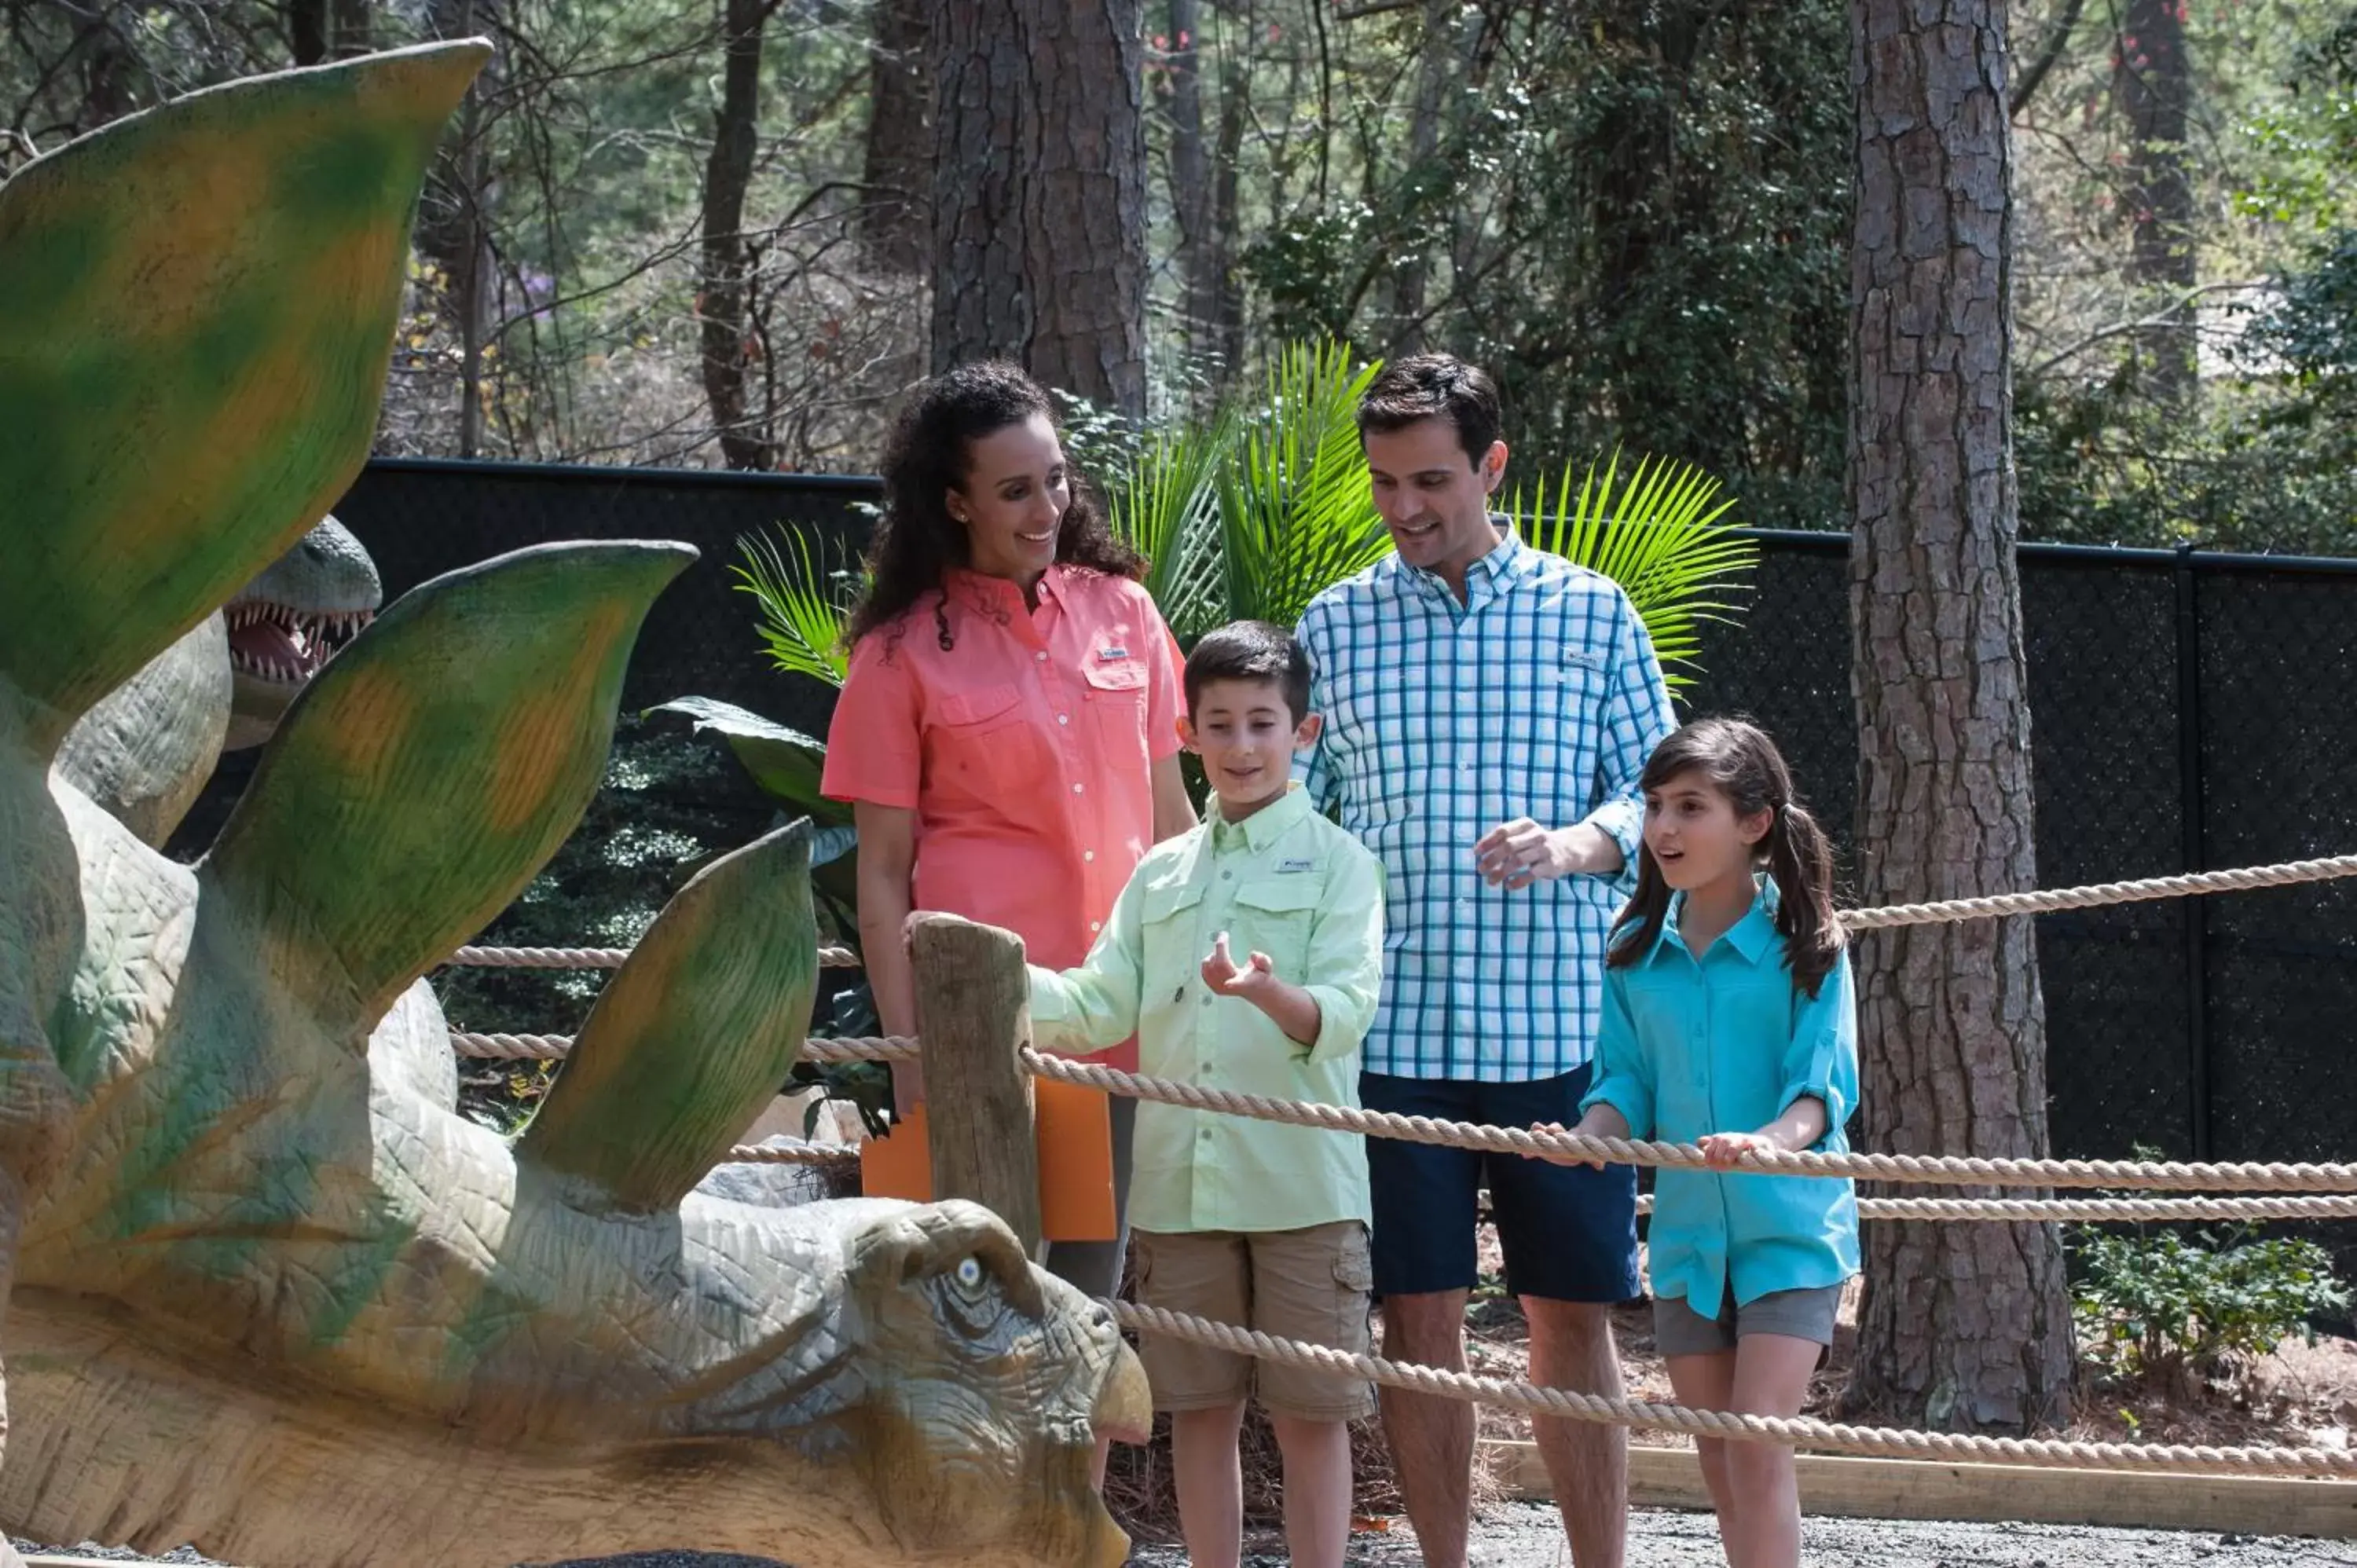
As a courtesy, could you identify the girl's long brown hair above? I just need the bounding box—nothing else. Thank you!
[1606,716,1843,997]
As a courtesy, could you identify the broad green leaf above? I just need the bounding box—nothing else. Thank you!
[643,696,851,827]
[0,42,489,749]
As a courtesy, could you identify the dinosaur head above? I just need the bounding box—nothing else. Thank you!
[0,41,1148,1568]
[222,512,381,749]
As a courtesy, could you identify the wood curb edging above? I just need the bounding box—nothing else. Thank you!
[1483,1438,2357,1539]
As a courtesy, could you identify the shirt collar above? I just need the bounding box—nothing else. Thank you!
[944,564,1064,615]
[1649,877,1781,965]
[1400,515,1538,602]
[1208,781,1313,855]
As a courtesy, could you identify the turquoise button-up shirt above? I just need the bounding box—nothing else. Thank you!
[1580,882,1860,1317]
[1028,786,1385,1234]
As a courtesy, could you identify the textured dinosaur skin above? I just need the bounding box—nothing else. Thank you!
[0,41,1146,1568]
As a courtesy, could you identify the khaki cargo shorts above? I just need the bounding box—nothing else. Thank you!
[1131,1220,1376,1422]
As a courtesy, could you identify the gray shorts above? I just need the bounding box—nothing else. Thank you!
[1654,1282,1842,1357]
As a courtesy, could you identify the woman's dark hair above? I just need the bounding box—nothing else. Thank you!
[1605,716,1843,997]
[845,361,1144,649]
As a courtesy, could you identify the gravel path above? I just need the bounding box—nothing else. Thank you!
[22,1502,2355,1567]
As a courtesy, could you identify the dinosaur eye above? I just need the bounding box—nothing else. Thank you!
[954,1255,985,1293]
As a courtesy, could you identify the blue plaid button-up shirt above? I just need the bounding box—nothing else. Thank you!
[1296,522,1677,1081]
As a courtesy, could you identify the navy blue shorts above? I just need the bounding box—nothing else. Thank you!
[1362,1067,1640,1304]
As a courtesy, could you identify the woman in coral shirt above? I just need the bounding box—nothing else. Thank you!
[822,361,1194,1305]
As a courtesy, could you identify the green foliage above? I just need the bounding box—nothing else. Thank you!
[734,528,863,687]
[1515,450,1754,694]
[2069,1219,2352,1390]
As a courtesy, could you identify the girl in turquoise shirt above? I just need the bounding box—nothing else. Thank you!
[1544,716,1859,1568]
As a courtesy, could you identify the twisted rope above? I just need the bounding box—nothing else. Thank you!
[1023,1051,2357,1193]
[1677,1192,2357,1222]
[446,943,860,971]
[718,1141,859,1167]
[1840,852,2357,930]
[445,1032,2357,1195]
[449,1032,918,1064]
[1113,1301,2357,1477]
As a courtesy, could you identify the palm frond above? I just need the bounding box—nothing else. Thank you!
[1109,408,1233,641]
[731,525,862,689]
[1514,449,1758,693]
[1216,338,1391,630]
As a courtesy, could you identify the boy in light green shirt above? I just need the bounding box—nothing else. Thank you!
[1028,621,1384,1568]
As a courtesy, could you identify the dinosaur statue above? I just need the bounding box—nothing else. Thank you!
[221,512,382,750]
[0,39,1145,1568]
[54,514,381,848]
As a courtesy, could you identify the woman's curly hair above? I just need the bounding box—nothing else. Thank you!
[845,361,1144,648]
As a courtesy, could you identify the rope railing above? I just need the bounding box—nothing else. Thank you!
[1838,852,2357,931]
[444,1030,2357,1197]
[445,943,861,971]
[437,849,2357,973]
[1111,1301,2357,1478]
[1024,1050,2357,1194]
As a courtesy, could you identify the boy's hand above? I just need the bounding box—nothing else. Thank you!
[1200,932,1277,998]
[1699,1130,1777,1169]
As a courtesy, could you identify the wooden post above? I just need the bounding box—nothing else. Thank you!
[909,911,1042,1252]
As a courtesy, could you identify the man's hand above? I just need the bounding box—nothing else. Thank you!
[1200,932,1276,998]
[1474,819,1622,888]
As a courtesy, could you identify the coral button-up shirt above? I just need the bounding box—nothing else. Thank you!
[822,565,1185,1072]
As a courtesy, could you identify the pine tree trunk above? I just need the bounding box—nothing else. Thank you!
[929,0,1149,416]
[1166,0,1220,371]
[2114,0,2196,403]
[698,0,776,471]
[859,0,932,273]
[1843,0,2076,1434]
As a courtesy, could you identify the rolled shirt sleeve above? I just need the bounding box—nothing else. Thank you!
[1578,592,1679,898]
[820,632,921,809]
[1777,947,1859,1141]
[1291,609,1340,813]
[1295,847,1386,1064]
[1578,969,1655,1138]
[1027,878,1149,1054]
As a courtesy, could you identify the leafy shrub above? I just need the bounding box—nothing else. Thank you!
[2069,1222,2351,1391]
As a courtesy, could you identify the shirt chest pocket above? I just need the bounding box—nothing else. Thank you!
[930,683,1033,793]
[1230,877,1320,978]
[1082,658,1149,760]
[1139,877,1209,987]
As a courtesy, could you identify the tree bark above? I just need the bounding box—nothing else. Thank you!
[1208,38,1247,373]
[1165,0,1221,369]
[929,0,1150,416]
[699,0,778,471]
[1843,0,2075,1434]
[1387,0,1458,354]
[859,0,932,273]
[2113,0,2196,403]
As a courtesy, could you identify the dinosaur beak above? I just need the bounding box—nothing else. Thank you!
[1092,1340,1153,1446]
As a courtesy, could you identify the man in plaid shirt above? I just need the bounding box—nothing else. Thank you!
[1296,355,1677,1568]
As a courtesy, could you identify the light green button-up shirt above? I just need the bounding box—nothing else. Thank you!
[1029,784,1385,1233]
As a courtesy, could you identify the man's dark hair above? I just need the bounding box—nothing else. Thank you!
[1356,353,1503,469]
[1184,621,1311,724]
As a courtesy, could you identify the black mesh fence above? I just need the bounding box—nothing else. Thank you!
[178,459,2357,1244]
